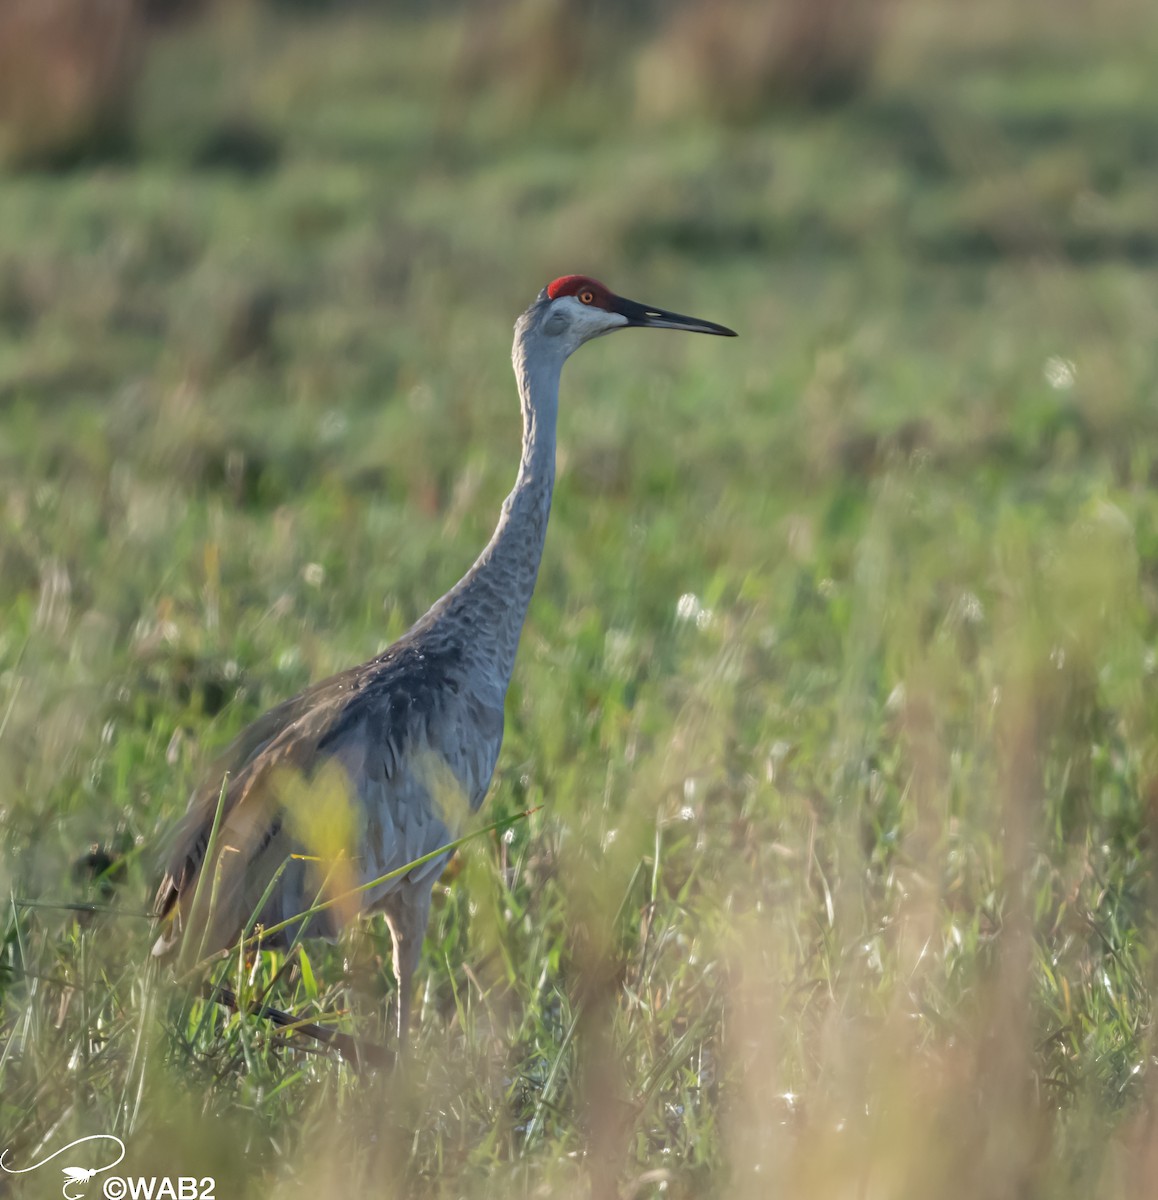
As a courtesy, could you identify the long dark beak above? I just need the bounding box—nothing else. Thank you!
[611,294,737,337]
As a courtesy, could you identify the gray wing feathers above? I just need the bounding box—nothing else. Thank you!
[152,640,503,960]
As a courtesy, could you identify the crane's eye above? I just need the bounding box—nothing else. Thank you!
[579,290,595,305]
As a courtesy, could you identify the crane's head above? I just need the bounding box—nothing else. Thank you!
[527,275,737,356]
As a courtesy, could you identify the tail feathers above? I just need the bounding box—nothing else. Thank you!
[151,921,181,960]
[150,871,185,958]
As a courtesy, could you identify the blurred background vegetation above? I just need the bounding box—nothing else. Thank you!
[3,0,1158,1196]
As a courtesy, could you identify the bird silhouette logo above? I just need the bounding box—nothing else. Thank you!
[1,1134,126,1199]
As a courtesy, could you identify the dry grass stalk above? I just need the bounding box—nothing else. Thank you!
[0,0,144,167]
[637,0,886,122]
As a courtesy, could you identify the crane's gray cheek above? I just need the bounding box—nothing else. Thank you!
[542,311,569,338]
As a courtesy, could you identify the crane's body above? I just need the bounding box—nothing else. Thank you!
[152,276,735,1044]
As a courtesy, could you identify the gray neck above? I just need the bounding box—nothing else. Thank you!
[429,320,562,687]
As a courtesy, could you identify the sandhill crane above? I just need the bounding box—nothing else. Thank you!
[152,275,736,1047]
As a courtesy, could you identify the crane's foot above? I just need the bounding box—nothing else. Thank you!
[203,982,393,1070]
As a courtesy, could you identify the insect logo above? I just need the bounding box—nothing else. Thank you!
[1,1134,126,1199]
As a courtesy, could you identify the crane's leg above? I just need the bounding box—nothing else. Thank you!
[381,883,432,1049]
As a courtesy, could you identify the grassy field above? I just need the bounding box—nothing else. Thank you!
[3,1,1158,1195]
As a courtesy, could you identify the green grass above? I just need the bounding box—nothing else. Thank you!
[3,2,1158,1196]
